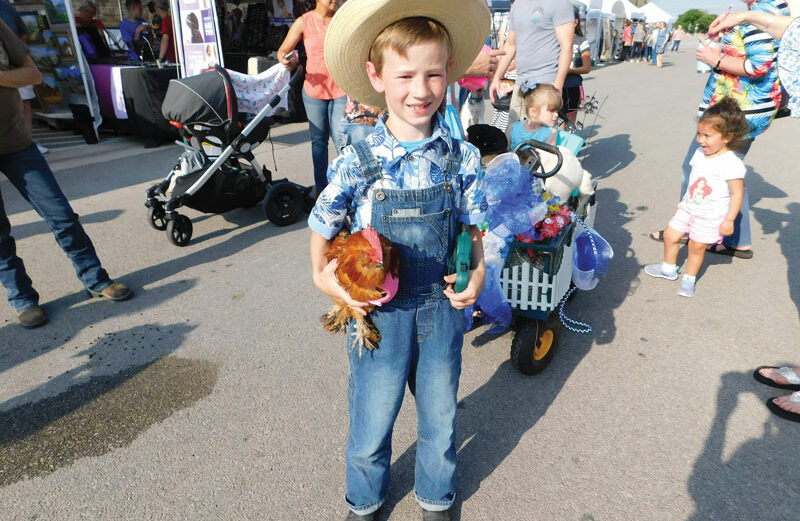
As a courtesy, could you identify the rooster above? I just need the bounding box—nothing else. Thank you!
[321,225,400,355]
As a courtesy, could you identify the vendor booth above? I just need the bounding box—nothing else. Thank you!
[9,0,102,142]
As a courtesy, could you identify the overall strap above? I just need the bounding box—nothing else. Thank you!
[442,138,463,180]
[352,140,383,182]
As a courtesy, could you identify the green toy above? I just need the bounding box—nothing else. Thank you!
[448,223,472,293]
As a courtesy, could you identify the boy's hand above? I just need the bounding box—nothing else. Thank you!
[719,218,735,236]
[316,259,369,316]
[443,266,486,309]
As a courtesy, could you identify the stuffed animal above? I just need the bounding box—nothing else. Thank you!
[538,146,594,201]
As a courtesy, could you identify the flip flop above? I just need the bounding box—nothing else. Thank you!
[753,366,800,391]
[649,230,688,244]
[766,391,800,423]
[707,244,754,259]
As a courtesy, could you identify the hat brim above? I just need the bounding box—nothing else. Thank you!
[325,0,491,110]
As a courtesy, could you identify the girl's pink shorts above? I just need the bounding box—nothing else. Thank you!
[668,204,724,245]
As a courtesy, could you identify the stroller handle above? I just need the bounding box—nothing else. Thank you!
[512,140,563,179]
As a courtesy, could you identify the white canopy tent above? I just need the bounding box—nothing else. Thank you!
[639,2,676,23]
[618,0,646,19]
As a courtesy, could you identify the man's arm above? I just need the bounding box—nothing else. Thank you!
[489,29,516,102]
[158,33,170,60]
[553,22,574,92]
[0,55,42,88]
[463,48,505,78]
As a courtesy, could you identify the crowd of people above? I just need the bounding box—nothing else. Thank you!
[621,20,686,67]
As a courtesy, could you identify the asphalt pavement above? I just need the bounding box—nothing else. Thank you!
[0,49,798,520]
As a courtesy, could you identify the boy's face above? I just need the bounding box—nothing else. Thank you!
[528,104,559,127]
[130,3,142,18]
[367,41,450,140]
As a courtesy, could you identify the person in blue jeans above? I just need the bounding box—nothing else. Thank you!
[0,20,132,328]
[309,2,490,519]
[277,0,346,193]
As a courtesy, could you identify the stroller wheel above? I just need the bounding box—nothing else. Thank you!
[166,214,193,247]
[148,206,167,231]
[264,182,303,226]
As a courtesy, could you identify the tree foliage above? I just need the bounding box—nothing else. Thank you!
[675,9,718,32]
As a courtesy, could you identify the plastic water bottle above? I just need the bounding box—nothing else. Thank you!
[180,157,189,176]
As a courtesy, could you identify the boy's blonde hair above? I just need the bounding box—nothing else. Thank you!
[368,17,454,75]
[523,84,563,113]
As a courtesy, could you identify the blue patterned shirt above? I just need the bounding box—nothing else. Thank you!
[308,114,487,240]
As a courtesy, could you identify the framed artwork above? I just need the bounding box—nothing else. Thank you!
[19,11,44,43]
[53,32,75,57]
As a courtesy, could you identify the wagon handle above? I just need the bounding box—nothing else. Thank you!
[512,140,563,179]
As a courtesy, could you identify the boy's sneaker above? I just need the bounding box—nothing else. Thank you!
[677,278,696,298]
[644,264,678,281]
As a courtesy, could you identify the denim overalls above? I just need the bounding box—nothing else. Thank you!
[344,140,466,515]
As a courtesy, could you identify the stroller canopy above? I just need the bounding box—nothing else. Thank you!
[162,66,239,127]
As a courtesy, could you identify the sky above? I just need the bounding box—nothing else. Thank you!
[654,0,742,17]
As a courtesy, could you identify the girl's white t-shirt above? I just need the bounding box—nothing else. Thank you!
[682,149,746,218]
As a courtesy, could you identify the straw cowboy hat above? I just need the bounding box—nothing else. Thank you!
[324,0,491,109]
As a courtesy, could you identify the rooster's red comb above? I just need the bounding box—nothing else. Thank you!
[361,226,383,262]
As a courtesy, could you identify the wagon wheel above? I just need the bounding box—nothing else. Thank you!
[510,316,562,375]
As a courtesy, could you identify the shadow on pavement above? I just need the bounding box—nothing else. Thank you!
[0,323,219,488]
[686,370,800,520]
[8,209,124,242]
[578,188,639,345]
[581,133,636,179]
[751,201,800,319]
[0,219,306,374]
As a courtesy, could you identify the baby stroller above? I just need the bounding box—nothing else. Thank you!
[145,64,310,246]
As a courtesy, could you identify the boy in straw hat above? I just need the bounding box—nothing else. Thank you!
[307,0,491,519]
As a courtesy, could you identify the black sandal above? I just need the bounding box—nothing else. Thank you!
[649,230,688,244]
[766,394,800,423]
[707,244,754,259]
[754,366,800,391]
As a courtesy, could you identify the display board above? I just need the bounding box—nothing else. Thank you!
[171,0,224,77]
[268,0,292,26]
[13,0,98,126]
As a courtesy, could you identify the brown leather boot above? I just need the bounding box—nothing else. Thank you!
[18,306,48,329]
[89,282,133,301]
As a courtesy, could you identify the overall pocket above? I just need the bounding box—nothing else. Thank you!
[382,209,451,268]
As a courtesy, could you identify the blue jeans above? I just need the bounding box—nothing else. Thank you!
[301,91,346,191]
[679,137,753,247]
[0,143,110,311]
[672,40,681,52]
[345,296,464,515]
